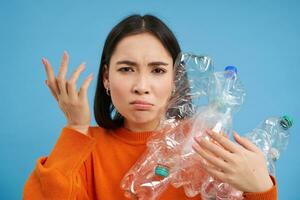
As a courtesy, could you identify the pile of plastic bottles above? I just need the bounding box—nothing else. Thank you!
[120,52,293,200]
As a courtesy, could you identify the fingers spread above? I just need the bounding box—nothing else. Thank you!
[42,52,93,104]
[194,136,234,163]
[203,165,226,182]
[42,58,60,96]
[67,62,86,99]
[45,80,58,101]
[192,141,230,172]
[233,132,261,153]
[79,73,94,100]
[206,129,240,153]
[56,51,69,96]
[58,51,69,80]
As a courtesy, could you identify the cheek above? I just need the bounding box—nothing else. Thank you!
[154,77,173,102]
[111,82,127,96]
[109,77,131,108]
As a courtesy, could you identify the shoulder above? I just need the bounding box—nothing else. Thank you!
[88,126,110,137]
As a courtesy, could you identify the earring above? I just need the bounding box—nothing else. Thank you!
[172,88,176,95]
[106,87,110,96]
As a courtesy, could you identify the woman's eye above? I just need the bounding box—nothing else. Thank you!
[119,67,134,72]
[153,68,166,74]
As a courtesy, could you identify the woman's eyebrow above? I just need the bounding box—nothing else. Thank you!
[148,61,169,66]
[116,60,169,67]
[116,60,137,66]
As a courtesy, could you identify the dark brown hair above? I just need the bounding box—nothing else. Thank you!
[94,14,182,129]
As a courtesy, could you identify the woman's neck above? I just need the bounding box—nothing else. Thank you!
[123,119,160,132]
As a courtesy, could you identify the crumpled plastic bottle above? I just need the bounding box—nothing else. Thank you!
[244,115,293,176]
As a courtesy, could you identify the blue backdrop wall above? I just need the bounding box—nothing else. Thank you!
[0,0,299,199]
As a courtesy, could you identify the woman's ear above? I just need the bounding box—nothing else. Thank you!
[103,64,110,89]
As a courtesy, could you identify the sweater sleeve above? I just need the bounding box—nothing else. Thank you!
[243,175,277,200]
[23,127,96,200]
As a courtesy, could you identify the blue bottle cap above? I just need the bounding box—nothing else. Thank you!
[224,66,237,78]
[225,66,237,74]
[280,115,293,130]
[155,165,169,177]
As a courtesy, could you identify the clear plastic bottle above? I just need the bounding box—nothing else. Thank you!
[214,115,293,200]
[245,115,293,175]
[181,66,245,158]
[120,148,174,200]
[165,52,214,121]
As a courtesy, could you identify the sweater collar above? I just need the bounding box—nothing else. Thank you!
[110,126,157,145]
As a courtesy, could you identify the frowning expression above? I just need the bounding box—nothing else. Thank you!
[103,32,174,130]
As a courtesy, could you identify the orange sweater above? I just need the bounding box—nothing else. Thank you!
[23,126,277,200]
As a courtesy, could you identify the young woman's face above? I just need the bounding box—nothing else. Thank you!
[104,32,174,131]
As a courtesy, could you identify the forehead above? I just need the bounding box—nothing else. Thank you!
[110,32,172,63]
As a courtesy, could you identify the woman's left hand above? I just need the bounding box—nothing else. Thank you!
[192,129,274,193]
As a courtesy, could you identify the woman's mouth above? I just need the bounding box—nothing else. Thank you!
[130,100,153,110]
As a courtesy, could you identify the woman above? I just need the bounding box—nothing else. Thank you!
[23,14,277,199]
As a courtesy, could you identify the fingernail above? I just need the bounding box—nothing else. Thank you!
[42,58,46,65]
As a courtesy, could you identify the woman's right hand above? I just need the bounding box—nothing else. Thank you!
[42,51,94,135]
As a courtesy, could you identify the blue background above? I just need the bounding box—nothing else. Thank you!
[0,0,299,199]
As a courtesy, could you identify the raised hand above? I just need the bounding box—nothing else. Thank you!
[42,51,94,134]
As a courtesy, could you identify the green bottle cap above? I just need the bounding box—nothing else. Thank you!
[280,115,293,130]
[155,166,169,177]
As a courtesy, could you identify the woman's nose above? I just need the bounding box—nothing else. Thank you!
[132,75,150,95]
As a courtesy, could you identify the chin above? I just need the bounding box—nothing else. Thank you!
[132,117,156,124]
[130,113,160,124]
